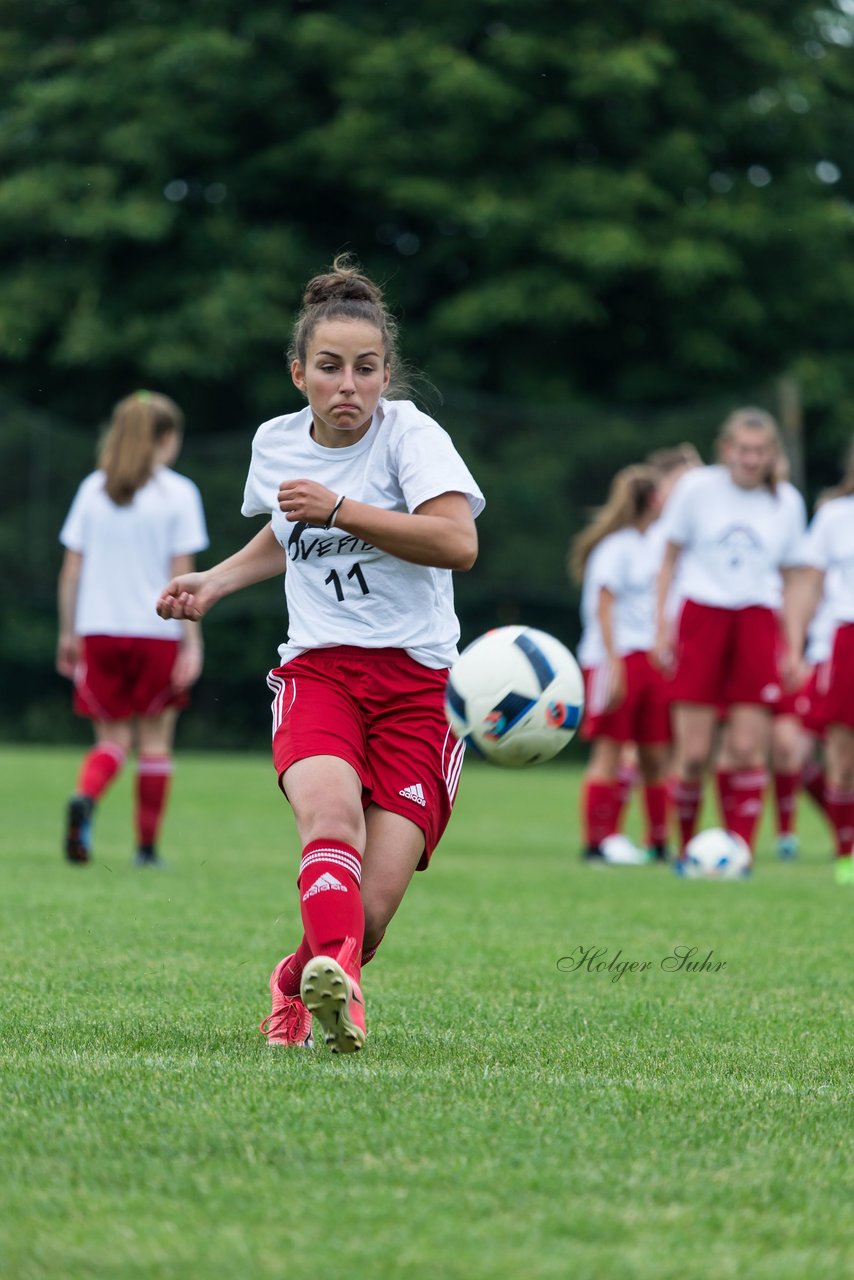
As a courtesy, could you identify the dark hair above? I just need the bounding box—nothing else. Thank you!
[289,254,410,398]
[98,391,183,506]
[568,464,659,583]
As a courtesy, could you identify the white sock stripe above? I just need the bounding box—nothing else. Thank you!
[826,788,854,804]
[729,771,769,789]
[299,856,362,885]
[138,759,173,776]
[100,743,127,763]
[299,849,362,882]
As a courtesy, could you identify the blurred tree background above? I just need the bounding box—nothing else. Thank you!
[2,0,854,745]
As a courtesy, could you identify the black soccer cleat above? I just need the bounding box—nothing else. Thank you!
[65,795,94,864]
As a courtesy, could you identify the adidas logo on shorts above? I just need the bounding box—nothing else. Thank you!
[302,871,347,901]
[399,782,427,807]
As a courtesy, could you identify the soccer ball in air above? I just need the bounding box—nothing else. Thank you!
[444,625,585,767]
[680,828,751,880]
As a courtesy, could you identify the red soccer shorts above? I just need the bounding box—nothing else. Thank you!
[267,646,464,867]
[823,623,854,730]
[581,651,671,745]
[73,635,187,720]
[793,665,829,737]
[671,601,781,709]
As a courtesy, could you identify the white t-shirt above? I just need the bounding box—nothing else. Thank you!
[242,399,485,669]
[60,467,209,639]
[661,466,806,610]
[577,542,608,668]
[797,495,854,625]
[589,526,660,656]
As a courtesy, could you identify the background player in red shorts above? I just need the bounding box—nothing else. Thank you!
[157,256,484,1053]
[785,439,854,883]
[570,465,671,862]
[654,408,806,861]
[57,391,209,866]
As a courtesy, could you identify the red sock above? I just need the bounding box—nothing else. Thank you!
[773,772,799,836]
[717,768,767,851]
[583,779,621,847]
[361,932,386,967]
[669,777,702,851]
[615,761,638,828]
[298,839,364,972]
[135,755,173,847]
[77,743,126,800]
[802,761,827,814]
[824,786,854,856]
[644,783,669,847]
[277,936,313,997]
[278,926,383,1000]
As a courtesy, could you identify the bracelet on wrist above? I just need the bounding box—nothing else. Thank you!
[325,495,345,529]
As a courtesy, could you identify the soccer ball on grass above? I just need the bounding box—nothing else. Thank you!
[680,828,751,879]
[444,625,584,767]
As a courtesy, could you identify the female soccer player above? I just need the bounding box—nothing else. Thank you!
[570,465,671,861]
[784,441,854,883]
[57,392,209,866]
[157,256,484,1052]
[655,408,806,860]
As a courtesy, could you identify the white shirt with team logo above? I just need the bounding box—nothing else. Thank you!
[60,467,209,639]
[661,465,806,610]
[797,495,854,625]
[242,398,485,669]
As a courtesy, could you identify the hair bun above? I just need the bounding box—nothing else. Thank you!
[302,254,383,308]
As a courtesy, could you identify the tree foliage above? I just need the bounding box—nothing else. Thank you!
[3,1,854,743]
[1,0,854,433]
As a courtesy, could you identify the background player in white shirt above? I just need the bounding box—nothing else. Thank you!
[157,256,484,1052]
[785,440,854,883]
[57,392,209,867]
[655,408,806,861]
[570,465,671,861]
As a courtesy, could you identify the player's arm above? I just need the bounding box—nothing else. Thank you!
[56,548,82,677]
[277,480,477,571]
[782,565,824,686]
[157,522,286,622]
[597,586,626,712]
[168,554,205,690]
[653,540,681,669]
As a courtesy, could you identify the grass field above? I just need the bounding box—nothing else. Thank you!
[1,743,852,1280]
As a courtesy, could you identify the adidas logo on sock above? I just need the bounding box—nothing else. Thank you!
[302,872,347,901]
[399,782,426,807]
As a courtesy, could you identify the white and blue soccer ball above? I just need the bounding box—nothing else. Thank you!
[680,828,752,879]
[444,625,585,767]
[600,833,648,866]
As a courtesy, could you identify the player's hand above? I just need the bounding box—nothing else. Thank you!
[157,571,218,622]
[56,633,80,679]
[651,625,675,675]
[780,647,807,694]
[171,642,204,691]
[278,478,339,526]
